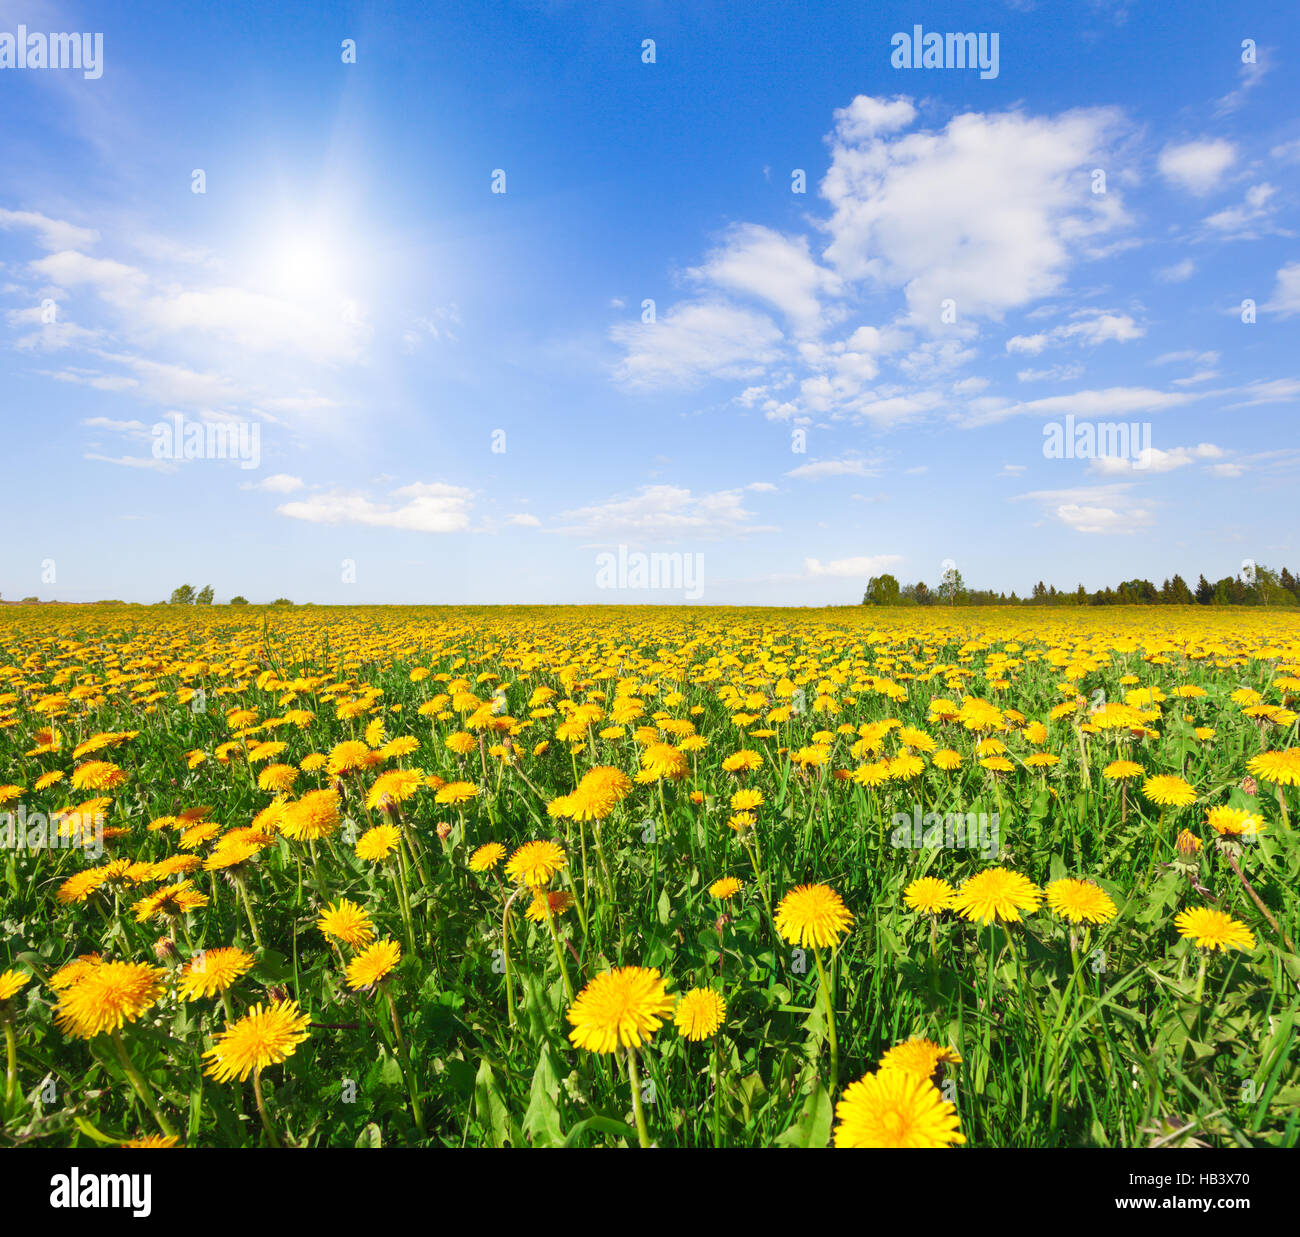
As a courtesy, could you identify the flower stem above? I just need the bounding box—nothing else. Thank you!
[112,1028,176,1140]
[252,1067,281,1148]
[386,987,424,1133]
[235,873,263,949]
[3,1017,17,1112]
[813,947,839,1095]
[625,1047,653,1148]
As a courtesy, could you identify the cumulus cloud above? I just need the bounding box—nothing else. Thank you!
[1013,483,1152,534]
[1157,138,1236,195]
[1263,262,1300,317]
[247,473,304,493]
[1089,443,1224,475]
[820,100,1129,321]
[688,224,841,336]
[277,482,473,533]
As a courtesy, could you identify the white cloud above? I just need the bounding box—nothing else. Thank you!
[249,474,304,493]
[785,457,881,480]
[689,224,840,336]
[1016,363,1084,383]
[1006,310,1143,353]
[1089,443,1223,475]
[961,385,1195,426]
[506,513,541,527]
[1015,483,1152,534]
[611,301,783,389]
[1203,183,1278,237]
[1157,138,1236,195]
[831,95,917,141]
[1157,259,1196,283]
[554,484,777,541]
[0,209,99,252]
[277,482,473,533]
[804,554,903,578]
[1263,262,1300,318]
[820,98,1128,321]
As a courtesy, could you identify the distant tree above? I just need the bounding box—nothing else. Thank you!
[270,598,293,607]
[1167,574,1194,605]
[229,595,249,606]
[20,596,38,604]
[1194,574,1214,605]
[939,566,966,606]
[863,574,901,606]
[169,584,196,605]
[195,585,215,605]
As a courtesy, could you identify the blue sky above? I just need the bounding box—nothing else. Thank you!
[1,0,1297,604]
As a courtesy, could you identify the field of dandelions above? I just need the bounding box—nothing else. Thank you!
[0,604,1297,1149]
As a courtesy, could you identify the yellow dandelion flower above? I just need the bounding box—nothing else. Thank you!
[317,898,376,948]
[505,839,567,888]
[1173,907,1255,952]
[952,867,1042,925]
[674,988,726,1041]
[1044,878,1117,925]
[203,1000,312,1081]
[567,966,675,1054]
[833,1068,965,1148]
[774,884,853,949]
[345,939,402,990]
[903,876,956,915]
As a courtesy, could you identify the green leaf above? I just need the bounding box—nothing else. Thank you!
[473,1058,517,1148]
[523,1044,565,1146]
[773,1081,832,1148]
[562,1114,637,1147]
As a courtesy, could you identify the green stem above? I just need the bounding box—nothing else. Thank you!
[235,874,263,949]
[813,948,839,1095]
[4,1017,17,1112]
[252,1068,281,1148]
[386,988,424,1132]
[546,914,576,1002]
[112,1028,176,1140]
[626,1047,652,1148]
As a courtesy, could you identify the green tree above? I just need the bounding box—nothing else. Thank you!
[195,585,215,605]
[863,574,901,606]
[229,595,249,605]
[939,566,966,606]
[168,584,196,605]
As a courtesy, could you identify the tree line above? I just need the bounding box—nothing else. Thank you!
[863,564,1300,607]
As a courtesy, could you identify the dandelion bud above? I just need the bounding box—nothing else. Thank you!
[1241,775,1257,795]
[153,936,180,963]
[436,821,453,841]
[1175,829,1203,858]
